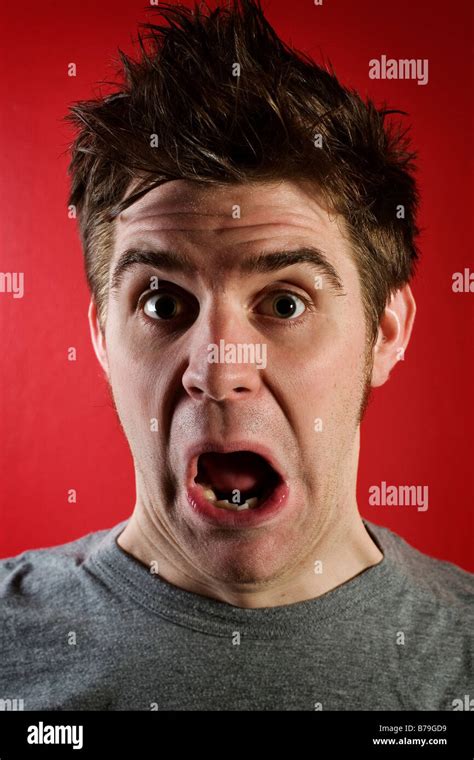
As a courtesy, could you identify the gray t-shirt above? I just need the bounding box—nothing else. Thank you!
[0,518,472,711]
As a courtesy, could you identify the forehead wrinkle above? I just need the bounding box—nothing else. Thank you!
[117,220,332,243]
[118,199,330,230]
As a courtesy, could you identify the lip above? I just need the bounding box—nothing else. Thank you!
[184,440,290,528]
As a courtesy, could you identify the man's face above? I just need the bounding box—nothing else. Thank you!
[101,179,372,584]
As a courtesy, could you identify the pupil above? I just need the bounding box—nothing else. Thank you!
[155,295,177,319]
[274,295,296,318]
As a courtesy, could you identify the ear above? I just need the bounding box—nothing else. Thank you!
[88,299,110,379]
[370,284,416,388]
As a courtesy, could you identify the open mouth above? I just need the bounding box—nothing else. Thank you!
[194,450,282,512]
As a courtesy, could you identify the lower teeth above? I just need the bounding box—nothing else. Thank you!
[201,486,260,511]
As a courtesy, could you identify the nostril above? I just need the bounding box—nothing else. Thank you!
[188,386,205,398]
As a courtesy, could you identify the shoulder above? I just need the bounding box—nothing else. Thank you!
[0,525,113,603]
[365,520,474,704]
[365,519,474,611]
[0,524,126,704]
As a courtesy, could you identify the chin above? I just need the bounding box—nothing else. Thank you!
[197,533,292,587]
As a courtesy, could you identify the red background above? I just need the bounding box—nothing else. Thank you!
[1,0,473,570]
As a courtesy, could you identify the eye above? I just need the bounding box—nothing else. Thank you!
[143,292,182,320]
[257,292,307,320]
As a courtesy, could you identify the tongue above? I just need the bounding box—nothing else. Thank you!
[198,451,271,492]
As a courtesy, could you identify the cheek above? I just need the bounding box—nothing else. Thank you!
[107,337,165,440]
[269,314,366,438]
[271,311,366,388]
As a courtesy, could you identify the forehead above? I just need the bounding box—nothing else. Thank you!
[111,178,357,283]
[117,178,330,226]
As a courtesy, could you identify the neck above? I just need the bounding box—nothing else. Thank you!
[117,502,383,609]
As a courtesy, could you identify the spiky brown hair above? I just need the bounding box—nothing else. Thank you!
[65,0,420,342]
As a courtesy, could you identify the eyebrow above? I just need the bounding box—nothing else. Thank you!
[110,246,346,294]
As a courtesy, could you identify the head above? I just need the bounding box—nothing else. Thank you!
[66,0,418,585]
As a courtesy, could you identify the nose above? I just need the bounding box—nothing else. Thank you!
[182,298,265,402]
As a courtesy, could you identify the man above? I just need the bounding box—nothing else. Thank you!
[1,0,472,711]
